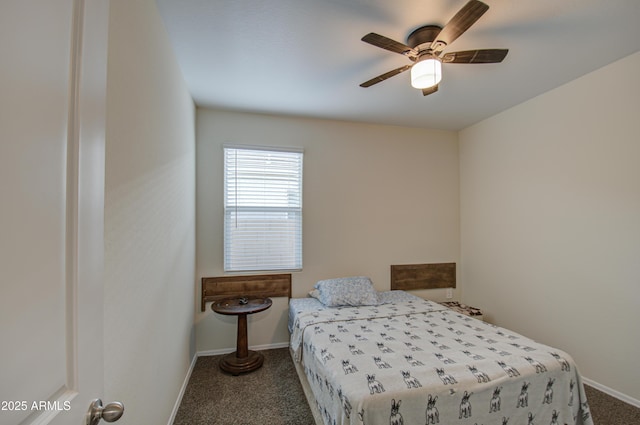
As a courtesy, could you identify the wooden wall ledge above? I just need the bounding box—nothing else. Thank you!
[201,274,292,311]
[390,263,456,291]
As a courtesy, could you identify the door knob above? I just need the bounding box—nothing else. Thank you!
[86,399,124,425]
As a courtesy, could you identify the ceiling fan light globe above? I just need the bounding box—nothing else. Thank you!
[411,58,442,89]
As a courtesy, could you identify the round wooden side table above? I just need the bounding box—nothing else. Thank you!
[211,297,272,375]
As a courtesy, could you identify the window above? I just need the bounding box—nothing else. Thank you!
[224,145,303,272]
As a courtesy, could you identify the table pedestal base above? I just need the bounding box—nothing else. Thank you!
[211,298,273,376]
[219,350,264,375]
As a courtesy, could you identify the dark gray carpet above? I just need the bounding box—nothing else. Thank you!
[174,348,640,425]
[585,384,640,425]
[173,348,314,425]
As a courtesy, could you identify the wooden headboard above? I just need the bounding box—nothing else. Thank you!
[390,263,456,291]
[201,273,292,311]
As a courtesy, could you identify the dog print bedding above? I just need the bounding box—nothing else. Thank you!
[289,291,593,425]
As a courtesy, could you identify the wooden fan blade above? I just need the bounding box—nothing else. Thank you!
[442,49,508,63]
[422,85,439,96]
[361,33,418,59]
[431,0,489,52]
[359,64,412,88]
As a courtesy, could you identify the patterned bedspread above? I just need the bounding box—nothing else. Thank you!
[289,292,593,425]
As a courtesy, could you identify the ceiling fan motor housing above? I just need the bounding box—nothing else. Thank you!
[407,25,443,51]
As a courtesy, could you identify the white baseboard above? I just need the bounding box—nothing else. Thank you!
[167,353,199,425]
[583,376,640,408]
[168,342,291,424]
[196,341,289,358]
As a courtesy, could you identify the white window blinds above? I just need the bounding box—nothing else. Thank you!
[224,145,303,272]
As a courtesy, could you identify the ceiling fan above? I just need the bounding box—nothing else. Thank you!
[359,0,508,96]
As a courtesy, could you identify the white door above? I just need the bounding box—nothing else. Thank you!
[0,1,111,424]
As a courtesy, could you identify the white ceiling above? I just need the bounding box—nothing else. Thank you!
[155,0,640,131]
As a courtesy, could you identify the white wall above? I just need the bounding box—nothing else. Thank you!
[104,1,195,424]
[196,109,459,352]
[460,52,640,402]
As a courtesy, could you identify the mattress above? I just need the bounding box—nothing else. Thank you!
[289,291,593,425]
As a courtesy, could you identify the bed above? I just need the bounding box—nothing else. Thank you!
[288,276,593,425]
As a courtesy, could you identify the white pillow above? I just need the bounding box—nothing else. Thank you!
[314,276,379,307]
